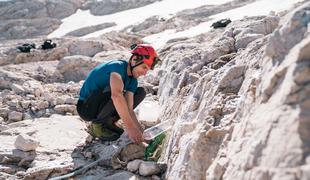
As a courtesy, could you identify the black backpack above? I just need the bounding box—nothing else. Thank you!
[211,18,232,29]
[17,43,36,53]
[41,40,56,50]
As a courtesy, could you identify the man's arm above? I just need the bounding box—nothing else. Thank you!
[110,72,143,143]
[125,91,144,132]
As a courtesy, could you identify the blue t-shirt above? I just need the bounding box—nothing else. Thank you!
[79,60,138,101]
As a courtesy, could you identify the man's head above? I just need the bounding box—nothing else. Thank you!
[129,44,161,78]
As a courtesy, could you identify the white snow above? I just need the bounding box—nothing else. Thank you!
[143,0,304,49]
[48,0,233,38]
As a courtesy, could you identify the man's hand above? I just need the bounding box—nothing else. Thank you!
[126,127,143,143]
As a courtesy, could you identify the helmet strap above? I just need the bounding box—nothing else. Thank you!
[129,55,144,76]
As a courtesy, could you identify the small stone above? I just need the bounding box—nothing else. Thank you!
[65,97,76,105]
[139,161,161,176]
[84,152,92,159]
[36,101,49,110]
[0,124,9,132]
[127,159,143,172]
[7,100,19,108]
[21,100,31,109]
[86,134,93,143]
[23,112,32,120]
[14,134,39,152]
[0,108,9,119]
[56,97,66,105]
[8,111,23,122]
[54,104,76,114]
[11,83,25,94]
[152,175,161,180]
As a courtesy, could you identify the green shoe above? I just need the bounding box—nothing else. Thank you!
[89,123,120,141]
[104,117,124,135]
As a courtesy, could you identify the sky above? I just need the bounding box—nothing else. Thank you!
[48,0,305,49]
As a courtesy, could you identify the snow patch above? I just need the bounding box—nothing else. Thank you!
[143,0,304,49]
[48,0,233,38]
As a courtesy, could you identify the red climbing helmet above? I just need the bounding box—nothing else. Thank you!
[130,44,161,70]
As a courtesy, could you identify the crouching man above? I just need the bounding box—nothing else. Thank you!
[77,44,161,143]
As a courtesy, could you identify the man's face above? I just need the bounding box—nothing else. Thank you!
[132,63,151,78]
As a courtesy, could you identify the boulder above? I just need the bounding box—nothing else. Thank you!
[14,134,39,152]
[92,50,130,63]
[127,159,143,172]
[54,104,76,114]
[67,40,104,57]
[139,161,161,176]
[8,111,23,122]
[235,33,264,50]
[103,171,144,180]
[56,55,99,82]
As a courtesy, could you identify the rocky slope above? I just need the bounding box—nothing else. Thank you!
[0,0,309,180]
[156,2,310,180]
[0,0,161,40]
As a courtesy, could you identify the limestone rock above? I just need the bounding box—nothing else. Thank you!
[139,161,161,176]
[54,104,76,114]
[0,115,89,178]
[0,1,47,20]
[127,159,143,172]
[235,33,264,50]
[0,18,61,41]
[8,111,23,122]
[56,55,99,82]
[14,47,68,64]
[23,80,44,97]
[103,171,144,180]
[10,83,25,94]
[85,0,160,16]
[14,134,39,152]
[67,40,104,57]
[46,0,83,19]
[0,124,9,132]
[0,117,4,123]
[0,108,10,120]
[265,3,310,60]
[0,0,84,40]
[66,22,116,37]
[92,50,130,63]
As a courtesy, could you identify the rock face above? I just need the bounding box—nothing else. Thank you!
[0,0,84,40]
[83,0,160,16]
[0,0,161,40]
[155,2,310,180]
[56,55,98,82]
[66,22,116,37]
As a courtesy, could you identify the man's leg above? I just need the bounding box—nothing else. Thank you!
[76,88,120,141]
[97,87,146,133]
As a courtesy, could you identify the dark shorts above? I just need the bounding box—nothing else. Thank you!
[76,87,146,124]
